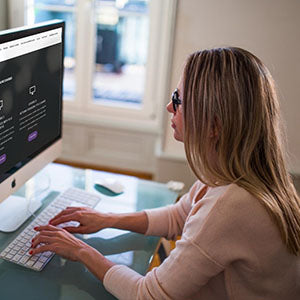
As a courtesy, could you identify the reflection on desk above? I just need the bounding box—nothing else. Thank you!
[0,163,178,300]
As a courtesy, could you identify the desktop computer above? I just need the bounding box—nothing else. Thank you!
[0,20,64,232]
[0,20,102,271]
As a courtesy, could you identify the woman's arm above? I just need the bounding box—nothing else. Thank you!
[108,211,149,234]
[49,180,201,238]
[30,224,224,299]
[49,207,149,234]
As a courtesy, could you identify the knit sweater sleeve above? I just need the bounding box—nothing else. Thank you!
[144,180,204,240]
[103,182,232,300]
[103,184,279,299]
[103,236,224,300]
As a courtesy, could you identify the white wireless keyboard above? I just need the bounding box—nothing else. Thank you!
[0,187,101,271]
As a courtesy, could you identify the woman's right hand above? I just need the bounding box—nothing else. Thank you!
[49,207,112,234]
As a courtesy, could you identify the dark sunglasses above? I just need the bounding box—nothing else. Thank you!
[172,88,182,112]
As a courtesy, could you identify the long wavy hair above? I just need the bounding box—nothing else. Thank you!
[183,47,300,255]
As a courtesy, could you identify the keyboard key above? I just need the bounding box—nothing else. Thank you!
[42,251,53,258]
[32,261,44,270]
[10,250,17,256]
[20,255,31,264]
[25,260,35,267]
[12,254,22,262]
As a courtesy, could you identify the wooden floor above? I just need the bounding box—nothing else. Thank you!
[55,159,153,180]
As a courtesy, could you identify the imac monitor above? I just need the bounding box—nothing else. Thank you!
[0,20,64,232]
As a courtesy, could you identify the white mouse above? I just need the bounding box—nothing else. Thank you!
[95,178,125,194]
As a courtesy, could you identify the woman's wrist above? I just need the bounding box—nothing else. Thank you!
[77,244,115,281]
[100,212,118,229]
[109,211,148,234]
[93,210,148,234]
[74,241,93,262]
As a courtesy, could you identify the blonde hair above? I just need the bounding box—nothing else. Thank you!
[183,47,300,255]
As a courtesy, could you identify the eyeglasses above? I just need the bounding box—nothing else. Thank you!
[172,88,182,112]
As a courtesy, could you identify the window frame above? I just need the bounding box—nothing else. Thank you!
[9,0,177,133]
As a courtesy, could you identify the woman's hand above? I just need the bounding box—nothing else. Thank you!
[49,207,112,234]
[30,225,115,281]
[49,208,149,235]
[30,225,92,261]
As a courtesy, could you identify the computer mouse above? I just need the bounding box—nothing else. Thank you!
[94,178,125,195]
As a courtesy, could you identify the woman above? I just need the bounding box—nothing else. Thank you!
[31,47,300,299]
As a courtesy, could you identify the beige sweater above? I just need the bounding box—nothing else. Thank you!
[103,181,300,299]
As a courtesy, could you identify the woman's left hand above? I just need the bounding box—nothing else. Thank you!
[30,224,91,261]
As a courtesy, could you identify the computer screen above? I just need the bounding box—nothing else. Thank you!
[0,20,64,232]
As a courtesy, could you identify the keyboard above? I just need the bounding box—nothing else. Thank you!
[0,187,101,271]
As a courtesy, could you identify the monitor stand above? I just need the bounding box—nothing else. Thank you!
[0,195,42,232]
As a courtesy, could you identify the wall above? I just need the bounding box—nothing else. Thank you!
[61,121,157,175]
[157,0,300,189]
[0,0,8,30]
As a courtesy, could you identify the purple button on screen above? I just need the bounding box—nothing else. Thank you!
[28,131,38,142]
[0,154,6,165]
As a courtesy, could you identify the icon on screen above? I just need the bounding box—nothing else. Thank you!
[28,131,38,142]
[0,154,6,165]
[29,85,36,95]
[0,100,3,111]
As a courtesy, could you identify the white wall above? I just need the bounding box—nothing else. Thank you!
[161,0,300,178]
[0,0,8,30]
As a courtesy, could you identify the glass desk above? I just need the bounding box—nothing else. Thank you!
[0,163,178,300]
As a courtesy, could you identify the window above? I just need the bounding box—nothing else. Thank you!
[26,0,77,101]
[92,0,149,107]
[10,0,177,131]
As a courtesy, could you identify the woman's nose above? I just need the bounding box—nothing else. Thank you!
[166,101,174,113]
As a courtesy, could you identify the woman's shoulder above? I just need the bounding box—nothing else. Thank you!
[186,183,275,237]
[215,183,263,212]
[183,180,207,202]
[182,183,287,272]
[188,180,254,205]
[206,183,271,225]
